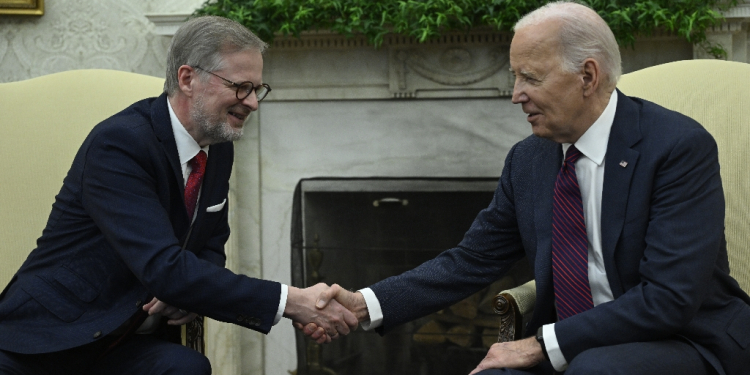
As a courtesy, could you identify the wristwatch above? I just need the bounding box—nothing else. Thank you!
[536,327,550,361]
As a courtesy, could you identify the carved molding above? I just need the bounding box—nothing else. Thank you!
[390,43,511,98]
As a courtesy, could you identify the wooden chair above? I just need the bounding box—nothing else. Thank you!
[0,69,204,352]
[493,59,750,341]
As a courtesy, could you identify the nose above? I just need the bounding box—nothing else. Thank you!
[511,79,527,104]
[241,91,259,111]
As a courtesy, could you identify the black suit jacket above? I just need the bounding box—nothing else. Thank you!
[0,94,281,354]
[370,91,750,374]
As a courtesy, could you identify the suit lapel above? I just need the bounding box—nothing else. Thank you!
[150,94,192,236]
[600,90,642,297]
[151,94,185,195]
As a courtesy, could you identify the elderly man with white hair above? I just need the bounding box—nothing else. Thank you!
[310,2,750,374]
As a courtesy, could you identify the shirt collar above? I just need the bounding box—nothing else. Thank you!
[167,99,208,165]
[563,90,617,165]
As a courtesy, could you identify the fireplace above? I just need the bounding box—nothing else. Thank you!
[291,178,532,375]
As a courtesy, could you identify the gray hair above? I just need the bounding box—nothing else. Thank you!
[164,16,268,96]
[514,1,621,89]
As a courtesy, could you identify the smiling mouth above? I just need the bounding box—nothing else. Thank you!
[228,110,247,122]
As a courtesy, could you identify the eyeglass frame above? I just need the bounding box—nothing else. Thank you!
[193,65,271,102]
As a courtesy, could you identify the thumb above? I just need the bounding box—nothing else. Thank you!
[316,283,342,309]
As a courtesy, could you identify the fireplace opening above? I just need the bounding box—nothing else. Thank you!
[291,178,533,375]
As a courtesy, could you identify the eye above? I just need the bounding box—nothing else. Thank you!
[238,82,254,95]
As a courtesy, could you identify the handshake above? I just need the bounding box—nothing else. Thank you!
[283,283,367,344]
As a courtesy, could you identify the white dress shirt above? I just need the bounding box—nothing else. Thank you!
[359,91,619,372]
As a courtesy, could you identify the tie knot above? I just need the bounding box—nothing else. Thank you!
[565,145,582,164]
[190,150,207,170]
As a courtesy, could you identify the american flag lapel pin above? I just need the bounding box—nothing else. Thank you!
[619,160,628,168]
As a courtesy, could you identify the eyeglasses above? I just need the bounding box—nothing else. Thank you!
[193,66,271,102]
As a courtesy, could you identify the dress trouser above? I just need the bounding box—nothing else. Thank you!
[0,324,210,375]
[475,339,717,375]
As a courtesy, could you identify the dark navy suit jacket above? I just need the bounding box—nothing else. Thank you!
[370,91,750,374]
[0,94,281,354]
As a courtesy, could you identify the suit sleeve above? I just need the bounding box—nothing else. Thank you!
[555,126,724,360]
[80,124,281,333]
[370,143,528,332]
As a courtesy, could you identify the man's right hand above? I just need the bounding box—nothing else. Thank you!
[284,283,359,344]
[294,284,371,342]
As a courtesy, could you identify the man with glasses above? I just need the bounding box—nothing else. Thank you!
[0,16,356,374]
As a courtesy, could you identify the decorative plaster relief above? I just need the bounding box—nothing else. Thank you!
[390,44,511,98]
[263,30,514,101]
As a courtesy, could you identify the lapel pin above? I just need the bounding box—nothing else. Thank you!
[619,161,628,168]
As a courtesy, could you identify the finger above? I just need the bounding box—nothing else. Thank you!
[310,327,326,341]
[142,297,159,312]
[147,300,169,315]
[162,306,182,319]
[315,334,330,345]
[316,284,342,309]
[293,322,304,331]
[342,305,359,330]
[327,299,356,334]
[168,312,198,326]
[303,323,319,335]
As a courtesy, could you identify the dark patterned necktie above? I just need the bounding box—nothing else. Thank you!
[185,150,207,221]
[552,145,594,320]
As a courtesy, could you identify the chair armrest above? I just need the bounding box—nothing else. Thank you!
[182,316,205,353]
[493,280,536,342]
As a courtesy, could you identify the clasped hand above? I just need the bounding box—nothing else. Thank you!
[285,283,360,344]
[142,297,198,326]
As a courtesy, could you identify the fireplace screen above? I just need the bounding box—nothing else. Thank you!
[291,178,532,375]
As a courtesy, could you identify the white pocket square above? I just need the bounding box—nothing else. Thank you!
[206,199,226,212]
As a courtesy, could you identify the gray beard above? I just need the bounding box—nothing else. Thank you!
[191,95,244,144]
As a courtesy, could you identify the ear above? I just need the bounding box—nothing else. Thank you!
[580,58,601,97]
[176,65,198,98]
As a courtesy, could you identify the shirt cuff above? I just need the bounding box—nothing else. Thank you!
[544,323,568,371]
[273,284,288,326]
[357,288,383,331]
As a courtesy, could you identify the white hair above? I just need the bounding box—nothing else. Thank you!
[514,1,622,89]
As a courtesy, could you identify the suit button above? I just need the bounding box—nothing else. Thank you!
[93,331,102,339]
[252,318,261,326]
[237,315,245,323]
[136,300,142,306]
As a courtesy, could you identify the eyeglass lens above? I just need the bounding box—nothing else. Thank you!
[236,83,270,101]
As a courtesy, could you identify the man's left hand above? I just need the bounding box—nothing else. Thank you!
[469,337,545,374]
[143,297,198,326]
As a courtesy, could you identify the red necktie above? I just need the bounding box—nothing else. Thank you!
[185,151,207,221]
[551,145,594,320]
